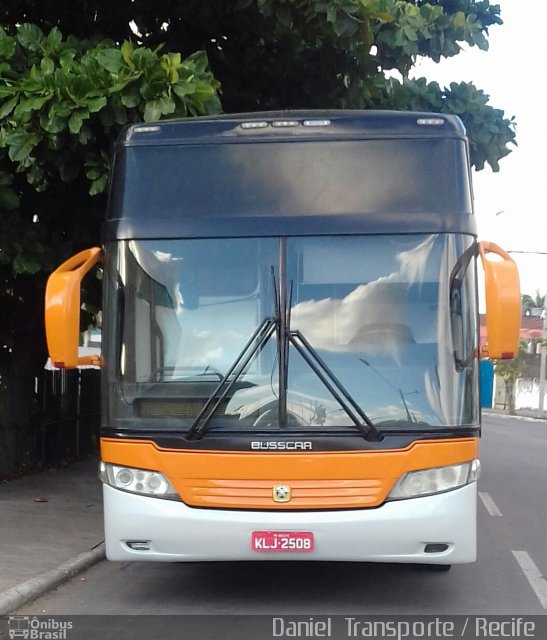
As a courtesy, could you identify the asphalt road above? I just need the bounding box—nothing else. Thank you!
[17,415,547,621]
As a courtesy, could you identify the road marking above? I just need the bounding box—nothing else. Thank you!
[478,491,503,516]
[512,550,547,609]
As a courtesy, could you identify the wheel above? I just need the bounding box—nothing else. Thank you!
[425,564,452,572]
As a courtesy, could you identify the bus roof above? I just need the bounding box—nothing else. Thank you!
[119,110,466,147]
[106,110,475,240]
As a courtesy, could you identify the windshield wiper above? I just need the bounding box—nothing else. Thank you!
[275,238,379,440]
[277,240,290,429]
[289,330,382,442]
[185,317,276,440]
[186,241,381,442]
[186,319,382,441]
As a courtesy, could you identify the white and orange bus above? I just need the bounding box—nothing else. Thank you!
[45,111,520,569]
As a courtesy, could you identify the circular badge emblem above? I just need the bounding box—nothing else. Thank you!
[273,484,291,503]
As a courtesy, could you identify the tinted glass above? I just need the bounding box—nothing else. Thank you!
[103,234,479,432]
[109,140,471,221]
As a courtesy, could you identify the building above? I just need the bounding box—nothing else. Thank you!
[480,314,545,411]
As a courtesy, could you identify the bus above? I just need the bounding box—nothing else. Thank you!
[45,111,520,568]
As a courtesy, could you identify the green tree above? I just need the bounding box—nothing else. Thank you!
[521,293,535,311]
[494,340,527,416]
[522,291,545,316]
[531,290,544,309]
[0,24,220,370]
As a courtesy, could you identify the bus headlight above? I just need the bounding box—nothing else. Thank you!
[387,459,480,500]
[99,462,180,500]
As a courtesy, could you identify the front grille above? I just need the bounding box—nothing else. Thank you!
[176,478,386,509]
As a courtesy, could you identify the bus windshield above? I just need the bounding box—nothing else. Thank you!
[103,233,479,433]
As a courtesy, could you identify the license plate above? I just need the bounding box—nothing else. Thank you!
[251,531,314,552]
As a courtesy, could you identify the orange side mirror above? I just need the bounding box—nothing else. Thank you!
[45,248,102,369]
[479,241,520,359]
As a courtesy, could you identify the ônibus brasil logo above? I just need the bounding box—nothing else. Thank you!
[8,616,73,640]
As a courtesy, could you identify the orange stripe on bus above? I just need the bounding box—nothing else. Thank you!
[100,437,478,510]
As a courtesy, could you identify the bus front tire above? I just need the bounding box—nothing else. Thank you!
[425,564,452,572]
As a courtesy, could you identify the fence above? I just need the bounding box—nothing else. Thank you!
[0,367,100,479]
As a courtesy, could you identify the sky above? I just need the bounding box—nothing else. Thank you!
[412,0,547,297]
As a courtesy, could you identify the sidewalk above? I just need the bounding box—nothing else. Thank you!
[483,407,547,422]
[0,458,105,614]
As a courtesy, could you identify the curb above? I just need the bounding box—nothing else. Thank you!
[0,542,105,615]
[482,410,547,423]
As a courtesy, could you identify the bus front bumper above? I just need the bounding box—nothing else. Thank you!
[103,482,477,564]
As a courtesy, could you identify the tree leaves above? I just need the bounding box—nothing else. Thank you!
[0,27,17,59]
[0,23,221,290]
[0,95,18,119]
[0,23,221,206]
[4,131,41,162]
[16,23,44,52]
[96,49,125,74]
[377,77,516,172]
[0,169,19,209]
